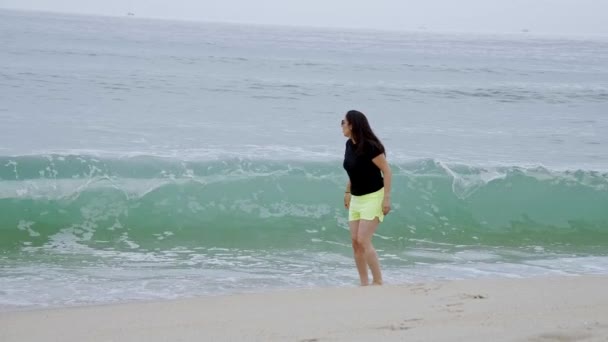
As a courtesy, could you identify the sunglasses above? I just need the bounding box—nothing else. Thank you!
[341,119,346,126]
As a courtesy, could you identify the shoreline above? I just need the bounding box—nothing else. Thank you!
[2,275,607,341]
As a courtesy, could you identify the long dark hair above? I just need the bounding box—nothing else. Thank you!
[345,110,385,156]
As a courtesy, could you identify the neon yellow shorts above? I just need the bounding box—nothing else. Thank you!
[348,188,384,222]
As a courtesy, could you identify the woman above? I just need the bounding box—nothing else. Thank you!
[341,110,392,286]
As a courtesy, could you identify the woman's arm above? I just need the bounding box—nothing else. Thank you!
[344,179,351,209]
[372,154,392,214]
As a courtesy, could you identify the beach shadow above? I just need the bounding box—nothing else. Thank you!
[530,332,592,341]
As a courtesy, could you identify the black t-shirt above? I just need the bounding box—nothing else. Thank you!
[343,139,384,196]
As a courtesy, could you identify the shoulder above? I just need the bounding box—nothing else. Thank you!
[366,142,384,158]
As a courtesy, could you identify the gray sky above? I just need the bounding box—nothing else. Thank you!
[1,0,607,36]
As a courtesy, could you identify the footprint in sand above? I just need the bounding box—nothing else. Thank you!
[408,283,442,295]
[440,293,486,302]
[377,318,423,331]
[438,294,485,314]
[460,293,486,300]
[444,302,465,313]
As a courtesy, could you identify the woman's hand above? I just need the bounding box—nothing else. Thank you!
[382,197,391,215]
[344,193,351,209]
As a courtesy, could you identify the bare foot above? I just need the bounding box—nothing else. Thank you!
[372,280,383,286]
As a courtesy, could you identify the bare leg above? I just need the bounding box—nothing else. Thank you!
[349,220,369,286]
[357,218,383,285]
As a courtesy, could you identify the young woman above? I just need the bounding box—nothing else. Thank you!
[341,110,392,286]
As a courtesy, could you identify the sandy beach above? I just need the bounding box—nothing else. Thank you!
[1,275,607,341]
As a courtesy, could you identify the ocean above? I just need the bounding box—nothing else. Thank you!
[1,9,607,311]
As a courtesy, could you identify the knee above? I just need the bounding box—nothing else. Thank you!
[352,239,363,253]
[356,237,369,251]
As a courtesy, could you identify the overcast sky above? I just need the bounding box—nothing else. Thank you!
[1,0,607,36]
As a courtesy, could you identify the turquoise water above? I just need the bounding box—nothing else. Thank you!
[2,156,608,251]
[1,9,607,310]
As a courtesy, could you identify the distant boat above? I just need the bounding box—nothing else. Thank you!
[521,29,530,33]
[127,12,135,16]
